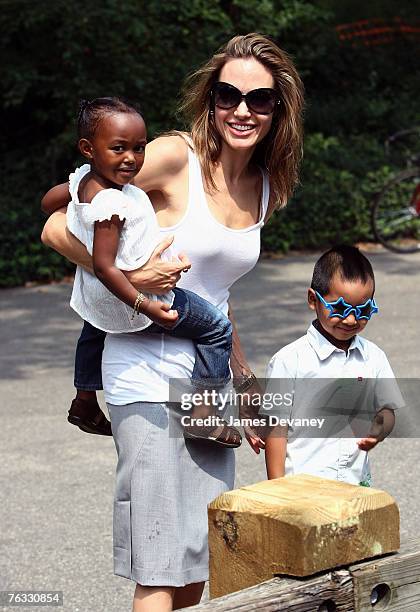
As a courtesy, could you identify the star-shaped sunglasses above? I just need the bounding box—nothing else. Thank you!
[315,291,379,320]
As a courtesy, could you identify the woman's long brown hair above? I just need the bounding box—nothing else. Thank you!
[177,33,304,208]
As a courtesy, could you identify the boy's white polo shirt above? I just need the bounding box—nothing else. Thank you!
[265,324,404,485]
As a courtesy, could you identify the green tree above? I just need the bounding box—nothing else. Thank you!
[0,0,419,285]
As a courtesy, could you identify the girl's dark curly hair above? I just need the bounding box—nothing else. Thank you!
[77,97,142,140]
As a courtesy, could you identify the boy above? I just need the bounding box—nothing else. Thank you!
[264,245,404,486]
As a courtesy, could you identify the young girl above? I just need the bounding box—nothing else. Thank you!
[61,96,241,447]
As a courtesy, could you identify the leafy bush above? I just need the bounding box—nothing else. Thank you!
[263,134,397,252]
[0,0,419,286]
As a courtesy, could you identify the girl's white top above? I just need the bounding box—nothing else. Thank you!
[66,164,174,333]
[102,142,270,405]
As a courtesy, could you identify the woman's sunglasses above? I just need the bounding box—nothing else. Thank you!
[315,291,379,321]
[211,81,279,115]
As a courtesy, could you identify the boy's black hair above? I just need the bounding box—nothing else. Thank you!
[311,245,375,296]
[77,96,143,140]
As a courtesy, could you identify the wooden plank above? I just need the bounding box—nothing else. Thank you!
[183,539,420,611]
[179,571,354,611]
[208,474,399,597]
[350,537,420,611]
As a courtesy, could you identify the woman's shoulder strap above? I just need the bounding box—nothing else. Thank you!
[260,168,270,220]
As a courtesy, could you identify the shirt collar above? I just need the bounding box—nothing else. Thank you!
[307,323,368,361]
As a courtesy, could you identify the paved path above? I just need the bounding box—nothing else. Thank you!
[1,250,419,611]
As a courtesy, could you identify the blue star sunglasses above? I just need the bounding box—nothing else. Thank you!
[315,291,379,320]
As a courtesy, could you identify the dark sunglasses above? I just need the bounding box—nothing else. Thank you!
[211,81,279,115]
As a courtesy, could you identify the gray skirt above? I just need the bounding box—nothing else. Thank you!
[107,401,235,587]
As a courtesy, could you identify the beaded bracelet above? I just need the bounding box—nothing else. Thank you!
[131,292,146,319]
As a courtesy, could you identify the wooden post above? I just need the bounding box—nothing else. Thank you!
[180,538,420,611]
[208,474,399,598]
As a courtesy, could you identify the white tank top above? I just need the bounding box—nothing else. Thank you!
[102,144,270,405]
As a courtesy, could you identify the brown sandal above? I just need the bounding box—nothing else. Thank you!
[68,397,112,436]
[183,420,242,448]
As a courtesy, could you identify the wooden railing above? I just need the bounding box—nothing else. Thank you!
[182,537,420,611]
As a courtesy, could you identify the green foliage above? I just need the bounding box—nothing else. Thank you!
[263,134,396,253]
[0,0,419,285]
[0,148,75,287]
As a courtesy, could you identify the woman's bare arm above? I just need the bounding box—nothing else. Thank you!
[41,210,191,292]
[228,301,265,454]
[133,135,188,192]
[41,183,71,215]
[41,209,93,271]
[228,301,258,381]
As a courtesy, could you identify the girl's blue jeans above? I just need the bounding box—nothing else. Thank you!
[74,288,232,391]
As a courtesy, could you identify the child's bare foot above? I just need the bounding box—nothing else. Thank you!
[68,391,112,436]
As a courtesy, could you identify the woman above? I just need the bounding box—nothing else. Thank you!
[42,33,304,611]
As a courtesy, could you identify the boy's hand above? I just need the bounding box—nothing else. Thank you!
[357,437,380,451]
[142,299,179,329]
[358,407,395,452]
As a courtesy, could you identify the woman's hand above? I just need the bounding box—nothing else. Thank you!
[125,235,191,294]
[42,216,191,293]
[237,377,267,455]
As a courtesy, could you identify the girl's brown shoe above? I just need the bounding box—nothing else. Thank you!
[68,397,112,436]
